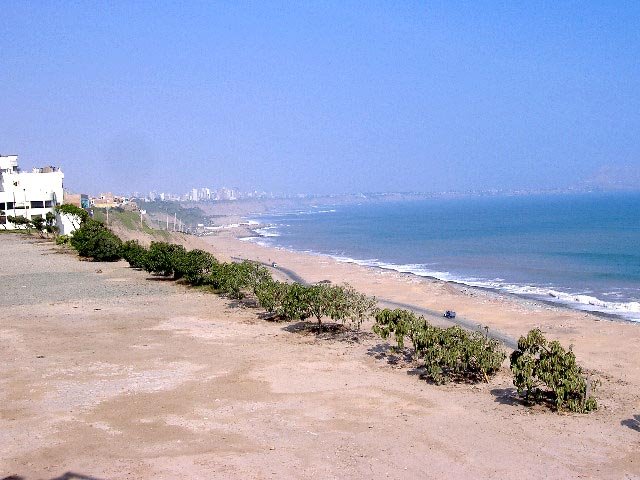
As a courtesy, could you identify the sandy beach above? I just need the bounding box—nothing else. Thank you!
[1,230,639,479]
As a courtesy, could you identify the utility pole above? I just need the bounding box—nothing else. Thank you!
[173,213,177,232]
[166,215,169,230]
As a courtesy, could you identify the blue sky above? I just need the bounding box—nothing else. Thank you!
[1,1,639,195]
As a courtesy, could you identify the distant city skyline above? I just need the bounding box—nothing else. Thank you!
[2,3,639,195]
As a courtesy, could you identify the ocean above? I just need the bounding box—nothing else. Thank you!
[245,193,640,322]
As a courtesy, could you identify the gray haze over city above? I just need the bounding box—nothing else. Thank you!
[2,3,639,196]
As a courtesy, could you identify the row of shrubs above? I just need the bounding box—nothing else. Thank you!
[64,214,598,413]
[373,308,598,412]
[4,213,58,235]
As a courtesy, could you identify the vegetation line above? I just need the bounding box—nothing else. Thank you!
[52,207,599,413]
[244,257,518,349]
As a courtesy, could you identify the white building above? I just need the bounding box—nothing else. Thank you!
[199,187,211,200]
[0,154,64,229]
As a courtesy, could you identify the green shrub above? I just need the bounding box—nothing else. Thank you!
[56,204,89,223]
[279,283,313,321]
[373,308,506,384]
[7,215,32,230]
[45,211,58,236]
[334,284,377,330]
[144,241,186,277]
[55,234,71,245]
[254,281,313,320]
[510,329,598,413]
[69,219,122,261]
[205,260,272,298]
[255,280,290,315]
[173,249,218,285]
[120,240,149,269]
[372,308,418,350]
[256,281,376,327]
[418,325,505,384]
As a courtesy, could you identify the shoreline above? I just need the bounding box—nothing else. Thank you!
[192,222,640,399]
[235,220,640,324]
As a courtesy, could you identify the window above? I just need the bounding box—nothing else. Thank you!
[31,201,45,208]
[5,202,14,209]
[0,202,5,210]
[0,216,6,225]
[30,214,42,220]
[45,200,53,208]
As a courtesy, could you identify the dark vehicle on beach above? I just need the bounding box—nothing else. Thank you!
[444,310,456,319]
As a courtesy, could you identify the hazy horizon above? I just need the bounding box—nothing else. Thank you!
[2,2,639,195]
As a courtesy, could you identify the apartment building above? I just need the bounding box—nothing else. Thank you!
[0,154,64,228]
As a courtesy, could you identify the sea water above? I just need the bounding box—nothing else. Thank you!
[247,193,640,322]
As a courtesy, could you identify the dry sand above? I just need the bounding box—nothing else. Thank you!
[1,232,639,479]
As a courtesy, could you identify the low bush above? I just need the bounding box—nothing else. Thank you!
[254,280,313,320]
[144,241,186,277]
[306,283,376,329]
[55,234,71,245]
[7,215,32,231]
[279,282,313,320]
[418,325,505,384]
[373,308,506,384]
[255,281,376,327]
[372,308,419,350]
[207,260,271,299]
[173,248,218,285]
[255,280,291,316]
[510,329,598,413]
[69,219,122,261]
[120,240,149,269]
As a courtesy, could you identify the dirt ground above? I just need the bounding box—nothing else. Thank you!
[1,234,639,479]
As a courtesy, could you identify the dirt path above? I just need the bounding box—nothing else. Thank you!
[1,235,639,479]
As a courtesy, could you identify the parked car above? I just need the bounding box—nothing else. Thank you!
[443,310,456,318]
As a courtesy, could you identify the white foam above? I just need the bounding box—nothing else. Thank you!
[254,225,280,237]
[237,216,640,322]
[206,221,259,230]
[328,255,640,322]
[252,208,337,218]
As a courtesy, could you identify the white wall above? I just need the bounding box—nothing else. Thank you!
[0,157,65,229]
[55,212,82,235]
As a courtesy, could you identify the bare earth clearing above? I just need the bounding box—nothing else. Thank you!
[1,234,639,479]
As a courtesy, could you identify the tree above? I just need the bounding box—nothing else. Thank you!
[373,308,506,384]
[69,219,122,261]
[121,240,149,269]
[45,211,58,236]
[173,249,218,285]
[306,284,332,325]
[7,215,32,231]
[255,280,290,316]
[279,283,312,321]
[144,241,186,277]
[30,216,46,236]
[328,284,376,330]
[373,308,419,351]
[510,329,598,413]
[56,204,89,230]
